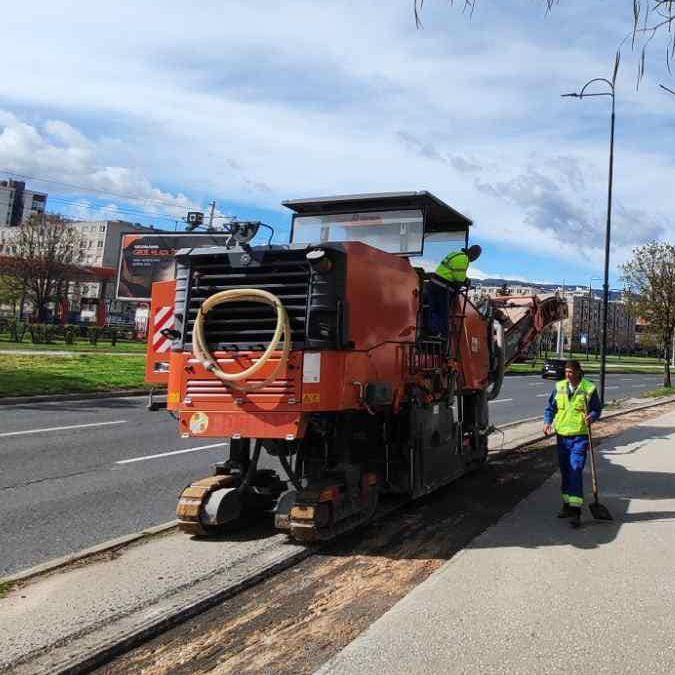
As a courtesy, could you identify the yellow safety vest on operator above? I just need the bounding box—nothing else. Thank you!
[554,378,596,437]
[436,251,469,283]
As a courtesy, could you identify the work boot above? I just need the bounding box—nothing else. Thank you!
[569,506,582,529]
[557,503,573,518]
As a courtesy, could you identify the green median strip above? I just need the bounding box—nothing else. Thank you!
[0,353,149,398]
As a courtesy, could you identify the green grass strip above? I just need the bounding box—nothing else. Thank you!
[0,354,148,397]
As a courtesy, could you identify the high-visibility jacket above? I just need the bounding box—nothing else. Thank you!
[436,251,469,283]
[553,378,597,436]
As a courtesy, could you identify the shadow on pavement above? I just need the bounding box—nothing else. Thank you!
[323,420,675,561]
[467,422,675,551]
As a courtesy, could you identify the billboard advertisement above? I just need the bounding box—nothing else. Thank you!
[116,233,229,301]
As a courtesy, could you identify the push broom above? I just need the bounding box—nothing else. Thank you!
[584,395,613,521]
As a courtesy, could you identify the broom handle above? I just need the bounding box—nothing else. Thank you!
[584,394,600,502]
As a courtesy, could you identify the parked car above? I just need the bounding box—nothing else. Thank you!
[541,358,567,380]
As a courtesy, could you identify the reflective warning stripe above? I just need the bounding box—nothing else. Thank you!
[152,305,174,353]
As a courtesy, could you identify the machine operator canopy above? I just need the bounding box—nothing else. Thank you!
[283,191,471,256]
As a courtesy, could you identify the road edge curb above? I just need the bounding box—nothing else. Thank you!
[498,394,675,454]
[1,521,178,587]
[0,388,167,405]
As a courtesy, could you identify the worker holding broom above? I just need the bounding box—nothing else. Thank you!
[543,360,602,528]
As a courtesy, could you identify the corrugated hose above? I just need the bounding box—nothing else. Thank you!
[192,288,291,392]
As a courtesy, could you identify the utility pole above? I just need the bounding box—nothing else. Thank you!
[207,201,216,231]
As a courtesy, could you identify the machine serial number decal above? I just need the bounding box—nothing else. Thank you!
[302,393,321,404]
[189,412,209,434]
[168,391,180,404]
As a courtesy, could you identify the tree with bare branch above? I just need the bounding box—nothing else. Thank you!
[4,215,83,321]
[414,1,675,83]
[622,241,675,388]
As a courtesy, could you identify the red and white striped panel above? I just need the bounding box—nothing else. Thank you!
[152,305,175,354]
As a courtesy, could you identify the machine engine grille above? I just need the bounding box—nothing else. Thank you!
[179,250,311,350]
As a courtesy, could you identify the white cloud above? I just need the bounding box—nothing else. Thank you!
[0,0,673,279]
[0,112,199,221]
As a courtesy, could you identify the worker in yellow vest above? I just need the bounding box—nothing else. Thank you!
[435,244,482,284]
[543,360,602,528]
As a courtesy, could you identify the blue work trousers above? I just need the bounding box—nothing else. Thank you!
[556,434,588,507]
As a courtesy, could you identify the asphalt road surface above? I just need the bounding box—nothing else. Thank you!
[0,372,663,576]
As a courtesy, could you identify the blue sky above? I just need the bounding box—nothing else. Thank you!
[1,1,674,286]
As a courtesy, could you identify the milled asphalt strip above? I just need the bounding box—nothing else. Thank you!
[4,395,675,675]
[0,420,126,438]
[13,546,313,675]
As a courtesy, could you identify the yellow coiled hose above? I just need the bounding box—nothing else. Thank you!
[192,289,291,392]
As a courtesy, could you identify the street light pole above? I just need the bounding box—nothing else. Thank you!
[562,54,619,405]
[599,90,616,406]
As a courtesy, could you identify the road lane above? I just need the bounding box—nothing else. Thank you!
[116,442,230,464]
[0,420,127,438]
[0,372,665,575]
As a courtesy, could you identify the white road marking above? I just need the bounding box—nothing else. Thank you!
[491,398,513,404]
[536,393,549,398]
[606,386,619,390]
[620,378,633,381]
[631,384,646,388]
[0,420,127,438]
[116,442,229,465]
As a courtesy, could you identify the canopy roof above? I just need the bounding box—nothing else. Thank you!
[283,191,472,235]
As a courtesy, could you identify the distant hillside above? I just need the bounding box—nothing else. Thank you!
[473,278,623,300]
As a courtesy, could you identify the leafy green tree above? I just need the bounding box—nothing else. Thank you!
[622,241,675,387]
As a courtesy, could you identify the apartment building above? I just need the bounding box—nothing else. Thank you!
[0,180,47,227]
[562,293,635,353]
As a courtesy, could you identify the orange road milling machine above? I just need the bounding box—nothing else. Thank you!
[146,192,566,542]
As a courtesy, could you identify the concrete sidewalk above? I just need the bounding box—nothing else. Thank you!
[320,409,675,674]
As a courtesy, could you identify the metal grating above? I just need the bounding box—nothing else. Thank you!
[185,378,298,400]
[184,252,310,349]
